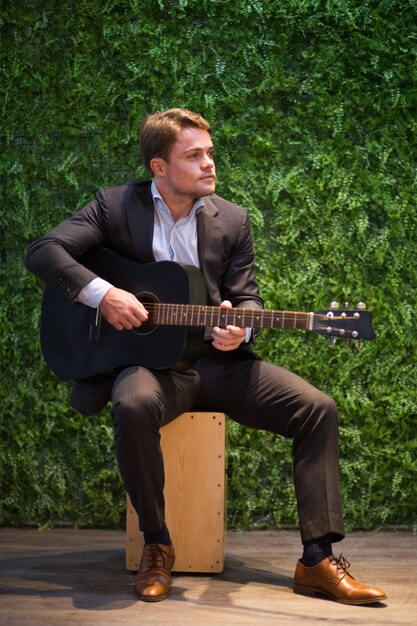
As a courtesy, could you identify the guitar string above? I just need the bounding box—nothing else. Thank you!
[140,303,350,330]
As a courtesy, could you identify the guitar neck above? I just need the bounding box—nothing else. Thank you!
[152,303,314,331]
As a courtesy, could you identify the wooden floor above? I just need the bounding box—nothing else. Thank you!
[0,527,415,626]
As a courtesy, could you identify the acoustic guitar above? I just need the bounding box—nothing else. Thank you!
[40,247,376,380]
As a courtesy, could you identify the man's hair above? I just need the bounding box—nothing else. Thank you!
[140,108,212,175]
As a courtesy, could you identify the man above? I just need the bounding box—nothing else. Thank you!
[25,108,386,604]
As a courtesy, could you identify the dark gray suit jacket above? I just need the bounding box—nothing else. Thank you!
[25,180,263,415]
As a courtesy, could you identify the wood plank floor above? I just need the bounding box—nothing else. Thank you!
[0,527,415,625]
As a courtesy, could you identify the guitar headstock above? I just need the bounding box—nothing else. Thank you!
[313,301,376,345]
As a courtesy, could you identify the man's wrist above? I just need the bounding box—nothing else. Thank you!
[76,277,114,308]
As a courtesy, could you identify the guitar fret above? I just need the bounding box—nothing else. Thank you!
[254,311,262,326]
[199,306,206,325]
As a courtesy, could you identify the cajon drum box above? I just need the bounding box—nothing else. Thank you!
[126,412,226,573]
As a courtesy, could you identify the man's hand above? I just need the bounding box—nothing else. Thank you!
[99,287,149,331]
[211,300,245,351]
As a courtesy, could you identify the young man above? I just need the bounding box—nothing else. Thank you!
[25,108,386,604]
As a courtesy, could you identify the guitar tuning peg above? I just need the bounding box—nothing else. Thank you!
[356,302,367,310]
[330,300,339,309]
[328,337,337,345]
[356,340,364,349]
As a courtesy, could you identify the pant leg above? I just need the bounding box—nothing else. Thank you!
[193,352,345,543]
[111,365,200,531]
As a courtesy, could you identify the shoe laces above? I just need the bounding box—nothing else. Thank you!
[330,554,354,580]
[144,543,172,571]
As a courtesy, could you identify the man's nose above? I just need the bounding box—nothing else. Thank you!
[202,154,214,168]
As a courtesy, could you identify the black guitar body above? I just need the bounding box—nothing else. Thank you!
[41,248,208,380]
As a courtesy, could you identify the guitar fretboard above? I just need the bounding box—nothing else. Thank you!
[150,303,314,330]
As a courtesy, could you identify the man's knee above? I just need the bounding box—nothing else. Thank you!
[111,366,165,429]
[309,390,338,430]
[289,391,338,444]
[317,392,337,417]
[112,390,163,433]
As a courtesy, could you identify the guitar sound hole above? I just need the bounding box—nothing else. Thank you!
[131,292,158,336]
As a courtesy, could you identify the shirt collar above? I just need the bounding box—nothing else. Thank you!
[151,180,205,219]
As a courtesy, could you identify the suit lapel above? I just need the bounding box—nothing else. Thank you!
[125,182,156,262]
[197,196,222,274]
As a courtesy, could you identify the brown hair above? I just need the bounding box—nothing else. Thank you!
[140,108,212,174]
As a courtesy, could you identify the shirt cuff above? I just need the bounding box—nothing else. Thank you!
[243,327,252,343]
[76,277,113,308]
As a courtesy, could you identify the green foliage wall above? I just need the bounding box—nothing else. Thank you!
[1,0,416,531]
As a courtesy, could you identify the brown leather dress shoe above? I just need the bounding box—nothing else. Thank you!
[293,554,387,605]
[135,543,175,602]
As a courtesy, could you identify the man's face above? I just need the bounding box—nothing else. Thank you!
[152,127,216,198]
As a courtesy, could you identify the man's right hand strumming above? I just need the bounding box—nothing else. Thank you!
[99,287,149,331]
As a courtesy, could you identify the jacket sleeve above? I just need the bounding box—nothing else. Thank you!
[24,190,110,300]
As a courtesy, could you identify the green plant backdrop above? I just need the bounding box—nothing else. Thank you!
[1,0,416,531]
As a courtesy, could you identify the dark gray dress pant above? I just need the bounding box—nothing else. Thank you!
[111,347,345,544]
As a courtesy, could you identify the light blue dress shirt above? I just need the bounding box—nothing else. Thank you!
[151,180,204,266]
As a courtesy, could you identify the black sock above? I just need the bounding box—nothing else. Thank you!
[143,523,171,546]
[301,534,333,567]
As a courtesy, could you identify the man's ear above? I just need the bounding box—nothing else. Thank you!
[150,157,166,177]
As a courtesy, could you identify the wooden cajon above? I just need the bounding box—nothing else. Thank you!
[126,411,226,573]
